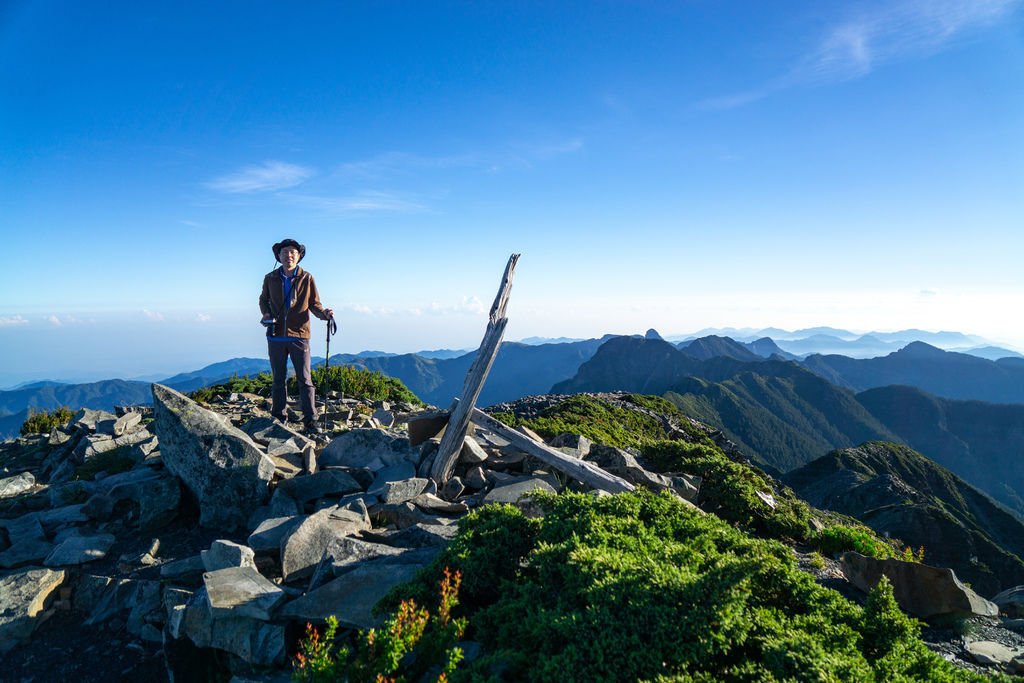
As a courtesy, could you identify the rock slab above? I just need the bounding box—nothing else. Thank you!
[0,567,66,655]
[840,552,999,618]
[151,383,274,531]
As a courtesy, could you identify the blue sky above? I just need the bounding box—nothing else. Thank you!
[2,0,1022,384]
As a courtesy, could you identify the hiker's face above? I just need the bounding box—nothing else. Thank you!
[279,247,300,269]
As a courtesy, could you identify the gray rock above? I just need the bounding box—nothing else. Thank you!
[248,516,303,553]
[280,501,371,582]
[966,640,1022,666]
[103,472,182,531]
[202,540,257,572]
[151,383,274,531]
[240,416,314,450]
[160,555,207,582]
[840,552,999,618]
[465,466,488,489]
[0,538,53,569]
[585,444,674,492]
[459,436,490,464]
[319,428,417,471]
[211,617,286,666]
[79,576,161,635]
[49,480,92,508]
[113,411,143,437]
[266,436,302,458]
[277,469,363,504]
[203,566,286,621]
[362,523,459,549]
[547,433,592,459]
[373,501,443,529]
[0,472,35,499]
[441,476,466,500]
[407,409,450,446]
[0,567,66,655]
[37,504,89,529]
[367,462,417,491]
[411,493,468,514]
[172,586,285,665]
[484,476,558,505]
[73,407,117,433]
[307,537,408,591]
[48,427,72,446]
[993,585,1024,618]
[280,562,423,629]
[373,408,396,428]
[44,533,115,566]
[373,477,430,505]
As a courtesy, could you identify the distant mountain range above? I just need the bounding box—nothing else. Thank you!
[554,335,1024,518]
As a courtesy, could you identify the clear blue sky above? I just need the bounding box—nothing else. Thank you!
[2,0,1022,384]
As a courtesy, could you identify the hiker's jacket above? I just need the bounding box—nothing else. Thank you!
[259,266,329,339]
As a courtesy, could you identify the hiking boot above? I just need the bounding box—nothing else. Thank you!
[303,419,323,435]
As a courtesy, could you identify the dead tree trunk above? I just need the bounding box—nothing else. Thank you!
[430,254,520,484]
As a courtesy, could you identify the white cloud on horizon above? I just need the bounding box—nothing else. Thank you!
[699,0,1020,109]
[142,309,165,321]
[344,295,487,319]
[0,315,29,326]
[196,313,212,322]
[206,161,314,193]
[46,315,62,326]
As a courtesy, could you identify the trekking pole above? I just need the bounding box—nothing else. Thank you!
[322,314,338,431]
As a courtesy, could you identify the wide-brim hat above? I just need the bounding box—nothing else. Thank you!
[272,238,306,263]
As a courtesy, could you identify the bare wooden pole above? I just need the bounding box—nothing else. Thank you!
[468,406,636,494]
[430,254,520,484]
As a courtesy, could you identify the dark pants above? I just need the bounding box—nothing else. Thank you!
[268,339,316,421]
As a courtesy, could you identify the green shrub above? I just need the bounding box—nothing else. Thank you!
[311,365,422,405]
[515,395,676,448]
[20,406,74,436]
[190,366,422,406]
[642,439,814,541]
[814,523,900,560]
[392,491,981,682]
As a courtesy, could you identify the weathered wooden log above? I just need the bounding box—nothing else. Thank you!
[430,254,520,484]
[469,407,636,494]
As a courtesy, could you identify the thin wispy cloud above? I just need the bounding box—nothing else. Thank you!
[0,315,28,326]
[142,309,165,321]
[206,161,314,193]
[332,138,584,180]
[196,313,212,322]
[700,0,1020,109]
[285,191,428,215]
[46,315,62,326]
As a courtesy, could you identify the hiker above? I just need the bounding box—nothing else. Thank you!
[259,238,334,434]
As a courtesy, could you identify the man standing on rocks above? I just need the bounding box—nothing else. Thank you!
[259,238,333,434]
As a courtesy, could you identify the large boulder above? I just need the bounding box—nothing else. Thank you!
[280,501,371,582]
[151,384,274,531]
[279,561,423,629]
[840,551,999,618]
[0,567,66,655]
[993,586,1024,618]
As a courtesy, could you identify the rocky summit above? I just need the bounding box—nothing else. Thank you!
[1,383,1024,680]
